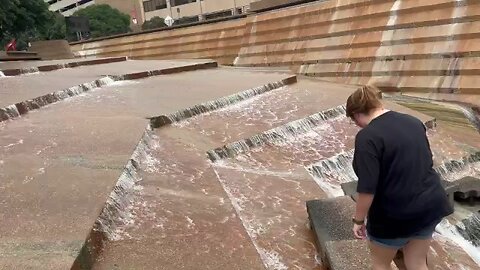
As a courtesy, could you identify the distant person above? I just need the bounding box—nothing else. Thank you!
[5,39,16,51]
[347,85,453,270]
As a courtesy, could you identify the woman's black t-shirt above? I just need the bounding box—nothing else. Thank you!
[353,111,453,239]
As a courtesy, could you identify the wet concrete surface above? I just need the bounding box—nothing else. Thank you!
[175,102,476,269]
[88,78,359,270]
[0,60,212,108]
[0,66,291,269]
[92,128,266,270]
[174,79,357,152]
[0,59,92,70]
[1,58,479,269]
[0,57,127,75]
[90,73,480,270]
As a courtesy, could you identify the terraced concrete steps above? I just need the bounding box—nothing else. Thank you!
[0,60,294,269]
[0,61,218,123]
[149,75,297,128]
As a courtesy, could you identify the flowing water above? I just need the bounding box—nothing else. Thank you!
[93,81,480,269]
[0,76,116,122]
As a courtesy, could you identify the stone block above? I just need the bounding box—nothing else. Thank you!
[325,240,372,270]
[306,197,360,268]
[445,177,480,206]
[341,181,359,201]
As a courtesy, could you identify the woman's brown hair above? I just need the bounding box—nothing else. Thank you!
[346,85,382,118]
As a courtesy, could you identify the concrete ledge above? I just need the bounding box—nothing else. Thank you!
[149,75,297,128]
[325,240,372,270]
[207,104,346,161]
[306,197,361,268]
[0,51,41,61]
[341,181,358,201]
[30,40,74,60]
[250,0,321,13]
[307,196,408,269]
[115,61,218,80]
[445,176,480,206]
[0,61,219,123]
[1,57,128,76]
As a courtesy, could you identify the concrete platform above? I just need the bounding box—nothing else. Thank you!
[1,56,478,269]
[0,60,215,109]
[325,240,372,270]
[0,57,127,76]
[306,197,371,269]
[0,61,218,123]
[0,67,292,269]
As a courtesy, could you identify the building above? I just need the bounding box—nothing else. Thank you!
[45,0,96,16]
[45,0,144,29]
[142,0,255,23]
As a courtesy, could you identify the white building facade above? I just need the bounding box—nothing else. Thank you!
[44,0,96,16]
[142,0,254,22]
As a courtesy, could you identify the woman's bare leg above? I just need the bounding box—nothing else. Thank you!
[403,239,431,270]
[369,241,398,270]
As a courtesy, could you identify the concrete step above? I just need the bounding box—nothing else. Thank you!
[0,61,217,123]
[306,197,372,269]
[0,57,127,76]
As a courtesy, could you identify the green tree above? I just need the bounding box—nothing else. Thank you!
[0,0,66,50]
[142,16,166,31]
[45,12,67,40]
[73,4,130,39]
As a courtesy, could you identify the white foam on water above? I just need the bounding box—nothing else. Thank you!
[212,166,288,270]
[207,105,346,161]
[4,139,24,148]
[156,80,290,129]
[436,219,480,266]
[213,159,295,178]
[20,67,40,75]
[305,149,356,197]
[104,80,139,88]
[0,71,5,77]
[257,247,288,270]
[93,130,159,241]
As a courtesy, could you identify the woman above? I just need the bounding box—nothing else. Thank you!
[347,86,453,270]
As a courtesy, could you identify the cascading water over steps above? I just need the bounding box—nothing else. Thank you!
[149,76,297,128]
[207,104,347,161]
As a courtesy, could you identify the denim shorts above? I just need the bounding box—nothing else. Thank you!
[367,221,439,249]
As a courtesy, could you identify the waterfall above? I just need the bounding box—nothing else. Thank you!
[435,151,480,181]
[458,105,480,132]
[93,127,154,241]
[0,105,21,122]
[306,149,480,264]
[0,76,116,123]
[207,104,346,161]
[436,219,480,265]
[20,67,40,75]
[0,71,5,77]
[305,150,356,197]
[456,213,480,247]
[306,150,480,195]
[150,76,297,128]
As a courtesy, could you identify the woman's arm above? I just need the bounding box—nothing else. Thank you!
[352,193,374,239]
[352,131,379,239]
[355,193,374,221]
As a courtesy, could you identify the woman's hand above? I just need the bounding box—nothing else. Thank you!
[353,223,367,239]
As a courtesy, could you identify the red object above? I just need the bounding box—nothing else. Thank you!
[5,39,16,51]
